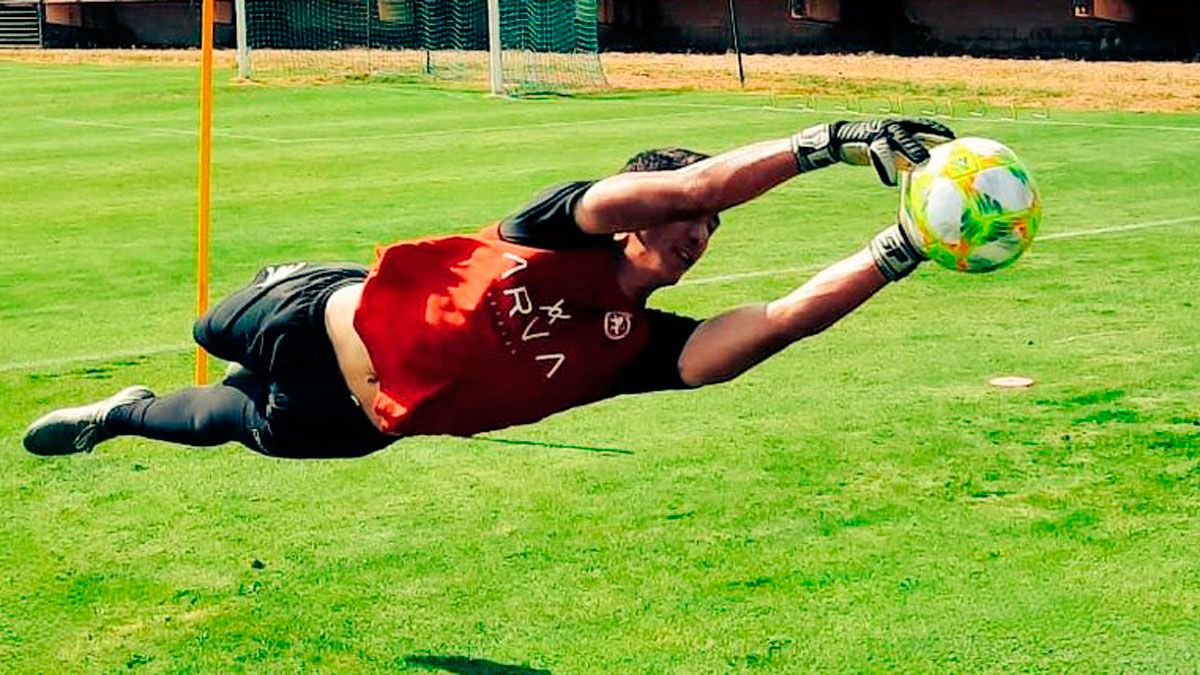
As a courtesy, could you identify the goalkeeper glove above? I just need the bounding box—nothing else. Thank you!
[791,118,956,186]
[869,220,927,282]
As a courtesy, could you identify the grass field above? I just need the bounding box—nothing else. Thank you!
[3,60,1200,672]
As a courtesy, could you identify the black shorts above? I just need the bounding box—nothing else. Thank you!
[193,263,394,458]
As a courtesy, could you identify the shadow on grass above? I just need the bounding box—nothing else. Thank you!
[472,435,633,455]
[404,654,550,674]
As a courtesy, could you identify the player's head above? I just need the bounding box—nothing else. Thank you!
[621,147,710,173]
[617,147,720,292]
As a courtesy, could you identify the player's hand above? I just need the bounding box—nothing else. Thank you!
[791,118,956,186]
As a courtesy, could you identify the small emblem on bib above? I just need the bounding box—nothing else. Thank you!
[604,311,633,340]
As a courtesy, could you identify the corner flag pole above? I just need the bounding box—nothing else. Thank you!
[196,0,215,385]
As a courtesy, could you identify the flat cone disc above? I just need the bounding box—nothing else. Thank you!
[989,376,1035,389]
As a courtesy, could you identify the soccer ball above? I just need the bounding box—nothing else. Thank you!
[900,137,1041,273]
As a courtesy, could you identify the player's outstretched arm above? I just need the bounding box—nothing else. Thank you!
[576,138,798,235]
[676,224,922,386]
[575,119,955,235]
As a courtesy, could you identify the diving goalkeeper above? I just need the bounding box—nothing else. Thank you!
[24,118,954,459]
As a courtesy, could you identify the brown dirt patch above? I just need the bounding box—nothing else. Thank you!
[3,49,1198,112]
[602,53,1200,113]
[0,48,238,68]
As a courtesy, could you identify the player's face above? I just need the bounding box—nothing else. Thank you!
[624,215,719,286]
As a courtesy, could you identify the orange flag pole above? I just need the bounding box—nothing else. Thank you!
[195,0,215,385]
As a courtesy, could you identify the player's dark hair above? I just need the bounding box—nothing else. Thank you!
[621,147,710,173]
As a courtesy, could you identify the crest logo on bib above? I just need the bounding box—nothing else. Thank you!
[604,311,633,340]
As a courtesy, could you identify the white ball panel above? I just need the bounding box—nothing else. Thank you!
[925,177,965,244]
[973,167,1034,212]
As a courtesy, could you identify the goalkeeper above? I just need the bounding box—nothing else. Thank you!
[24,118,954,459]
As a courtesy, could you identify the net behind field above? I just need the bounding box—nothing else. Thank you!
[243,0,606,92]
[498,0,606,92]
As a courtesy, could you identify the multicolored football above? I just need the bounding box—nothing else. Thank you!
[900,137,1041,273]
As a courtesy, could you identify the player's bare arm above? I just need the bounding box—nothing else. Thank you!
[575,118,956,234]
[575,138,797,234]
[677,248,886,386]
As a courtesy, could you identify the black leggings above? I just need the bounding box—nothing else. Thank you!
[105,371,389,459]
[107,378,267,451]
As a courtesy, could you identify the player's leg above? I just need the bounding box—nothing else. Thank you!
[24,262,390,458]
[104,373,269,451]
[23,373,270,456]
[22,263,304,457]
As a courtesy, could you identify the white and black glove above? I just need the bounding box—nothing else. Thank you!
[869,221,926,282]
[791,118,956,186]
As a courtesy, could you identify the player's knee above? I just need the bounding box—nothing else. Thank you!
[191,305,242,363]
[192,314,213,350]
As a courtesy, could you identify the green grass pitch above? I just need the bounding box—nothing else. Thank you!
[2,60,1200,672]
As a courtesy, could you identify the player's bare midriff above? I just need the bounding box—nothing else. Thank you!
[324,283,390,433]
